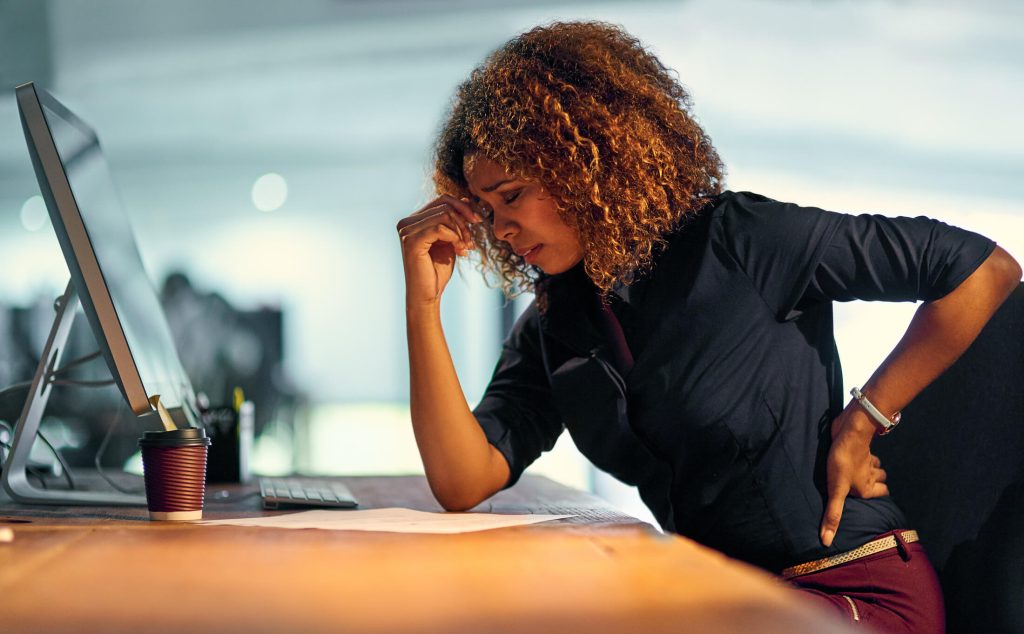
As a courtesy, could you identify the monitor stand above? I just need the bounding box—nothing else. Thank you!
[1,281,146,505]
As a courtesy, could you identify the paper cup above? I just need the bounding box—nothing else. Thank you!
[139,428,211,520]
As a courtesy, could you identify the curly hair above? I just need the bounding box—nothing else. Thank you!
[433,20,725,299]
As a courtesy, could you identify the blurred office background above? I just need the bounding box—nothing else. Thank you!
[0,0,1021,526]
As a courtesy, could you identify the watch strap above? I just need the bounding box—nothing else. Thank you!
[850,387,901,435]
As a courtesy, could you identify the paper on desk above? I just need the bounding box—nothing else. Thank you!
[201,507,573,534]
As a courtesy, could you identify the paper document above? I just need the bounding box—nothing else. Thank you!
[202,507,573,534]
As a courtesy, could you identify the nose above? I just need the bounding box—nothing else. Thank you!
[492,210,517,242]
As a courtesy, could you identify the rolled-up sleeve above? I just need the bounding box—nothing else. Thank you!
[720,191,996,320]
[472,302,565,488]
[803,213,996,306]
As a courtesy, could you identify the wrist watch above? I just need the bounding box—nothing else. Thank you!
[850,387,901,436]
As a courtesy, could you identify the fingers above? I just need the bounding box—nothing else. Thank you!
[398,206,464,241]
[397,195,482,231]
[820,446,890,547]
[438,194,484,223]
[841,462,888,501]
[862,467,888,499]
[870,453,886,485]
[397,200,478,256]
[431,197,483,248]
[820,478,849,548]
[401,207,468,246]
[398,214,463,251]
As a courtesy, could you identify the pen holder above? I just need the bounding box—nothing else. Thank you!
[202,401,254,484]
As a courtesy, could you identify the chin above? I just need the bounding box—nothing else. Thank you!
[537,255,582,276]
[538,262,569,275]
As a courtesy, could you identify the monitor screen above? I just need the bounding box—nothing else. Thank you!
[17,82,197,426]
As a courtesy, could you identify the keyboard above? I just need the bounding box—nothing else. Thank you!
[259,476,359,510]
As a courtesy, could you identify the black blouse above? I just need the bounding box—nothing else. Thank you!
[472,190,996,571]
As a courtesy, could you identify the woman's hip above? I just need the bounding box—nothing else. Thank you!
[784,529,944,632]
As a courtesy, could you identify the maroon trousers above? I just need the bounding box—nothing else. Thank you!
[788,530,945,632]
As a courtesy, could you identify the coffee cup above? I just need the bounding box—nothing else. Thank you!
[138,428,212,521]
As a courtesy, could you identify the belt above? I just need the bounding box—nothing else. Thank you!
[781,530,920,579]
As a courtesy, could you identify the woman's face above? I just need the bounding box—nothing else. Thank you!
[464,155,584,275]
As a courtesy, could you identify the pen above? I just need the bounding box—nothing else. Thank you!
[149,395,178,431]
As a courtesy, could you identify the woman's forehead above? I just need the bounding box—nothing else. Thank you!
[463,154,515,191]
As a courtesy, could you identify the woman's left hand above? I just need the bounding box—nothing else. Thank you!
[820,410,889,547]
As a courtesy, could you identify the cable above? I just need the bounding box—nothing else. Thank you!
[0,353,112,396]
[49,350,103,377]
[94,411,144,495]
[48,379,115,387]
[2,378,117,397]
[0,438,64,490]
[1,354,119,494]
[0,381,33,402]
[0,384,78,490]
[1,419,76,490]
[27,465,49,489]
[0,349,107,400]
[35,428,75,490]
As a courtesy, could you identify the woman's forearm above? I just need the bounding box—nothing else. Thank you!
[820,246,1021,545]
[858,246,1022,420]
[406,302,510,511]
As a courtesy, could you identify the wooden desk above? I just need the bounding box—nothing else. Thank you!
[0,475,848,633]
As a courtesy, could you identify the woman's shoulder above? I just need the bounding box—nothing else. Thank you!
[704,190,844,245]
[658,190,769,246]
[659,190,846,283]
[664,190,779,239]
[707,190,784,217]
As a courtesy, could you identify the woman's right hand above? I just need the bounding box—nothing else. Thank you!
[397,195,483,307]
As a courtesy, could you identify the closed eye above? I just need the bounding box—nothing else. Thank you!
[503,189,522,205]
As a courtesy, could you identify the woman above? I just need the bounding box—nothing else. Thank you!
[396,21,1020,631]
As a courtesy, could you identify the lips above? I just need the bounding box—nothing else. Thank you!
[515,244,540,258]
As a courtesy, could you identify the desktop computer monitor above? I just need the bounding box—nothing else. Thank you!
[2,82,199,505]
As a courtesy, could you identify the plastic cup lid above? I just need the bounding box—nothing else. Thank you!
[139,427,211,448]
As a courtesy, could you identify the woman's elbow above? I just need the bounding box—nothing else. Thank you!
[424,448,509,512]
[988,246,1022,297]
[436,491,487,512]
[426,476,488,512]
[438,497,481,513]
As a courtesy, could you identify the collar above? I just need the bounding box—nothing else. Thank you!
[536,263,604,356]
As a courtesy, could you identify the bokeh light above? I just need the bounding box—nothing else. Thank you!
[19,195,48,231]
[251,173,288,212]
